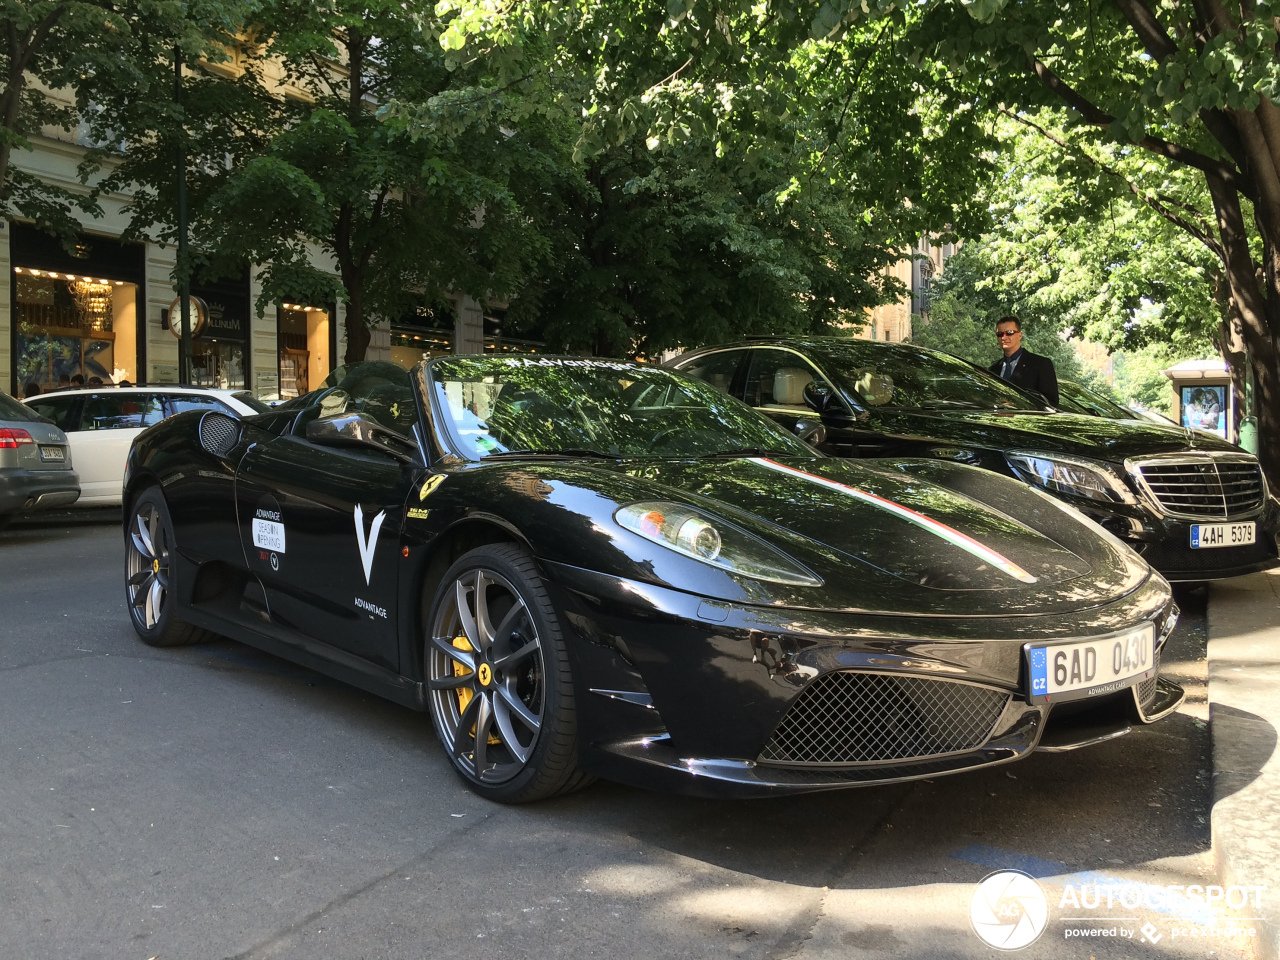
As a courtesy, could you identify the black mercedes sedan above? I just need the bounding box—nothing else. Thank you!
[669,339,1279,582]
[1055,379,1141,420]
[123,357,1182,802]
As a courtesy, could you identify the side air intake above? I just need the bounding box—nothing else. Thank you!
[199,412,241,458]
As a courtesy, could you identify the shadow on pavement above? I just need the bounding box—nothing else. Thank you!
[1211,702,1277,802]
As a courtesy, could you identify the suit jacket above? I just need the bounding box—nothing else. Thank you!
[989,349,1059,406]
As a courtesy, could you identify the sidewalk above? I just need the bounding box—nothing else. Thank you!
[1210,567,1280,960]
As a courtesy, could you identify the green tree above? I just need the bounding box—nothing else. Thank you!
[914,114,1222,397]
[913,247,1092,384]
[1113,345,1186,416]
[426,1,998,355]
[1,1,244,237]
[91,0,550,362]
[897,0,1280,483]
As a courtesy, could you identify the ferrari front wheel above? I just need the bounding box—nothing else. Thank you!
[425,543,590,803]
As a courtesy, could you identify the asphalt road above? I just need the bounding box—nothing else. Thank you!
[0,521,1256,960]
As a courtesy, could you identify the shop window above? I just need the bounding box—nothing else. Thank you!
[190,339,246,390]
[13,269,138,389]
[279,304,331,398]
[390,329,454,369]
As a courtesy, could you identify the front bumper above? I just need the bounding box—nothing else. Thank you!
[1075,495,1280,583]
[0,468,81,515]
[545,561,1181,797]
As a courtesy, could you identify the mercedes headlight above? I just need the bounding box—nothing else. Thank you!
[615,501,822,586]
[1006,451,1137,504]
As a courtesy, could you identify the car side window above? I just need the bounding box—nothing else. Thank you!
[164,394,235,418]
[675,350,746,399]
[76,393,164,431]
[25,395,78,430]
[294,373,417,439]
[743,350,828,413]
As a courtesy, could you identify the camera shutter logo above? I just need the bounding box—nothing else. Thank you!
[969,870,1048,950]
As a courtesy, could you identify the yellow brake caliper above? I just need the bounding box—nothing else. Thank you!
[452,636,500,745]
[452,636,475,715]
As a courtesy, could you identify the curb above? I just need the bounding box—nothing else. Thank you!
[1209,570,1280,960]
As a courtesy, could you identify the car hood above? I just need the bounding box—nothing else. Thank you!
[497,456,1149,618]
[872,408,1231,461]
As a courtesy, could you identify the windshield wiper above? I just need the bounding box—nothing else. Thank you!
[485,447,617,459]
[697,447,800,459]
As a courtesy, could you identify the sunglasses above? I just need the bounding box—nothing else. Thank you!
[995,330,1019,338]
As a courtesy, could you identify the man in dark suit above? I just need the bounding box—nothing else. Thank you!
[989,315,1059,406]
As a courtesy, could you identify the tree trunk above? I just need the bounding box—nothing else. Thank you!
[1206,173,1280,487]
[336,26,369,366]
[343,280,370,363]
[0,69,25,198]
[1215,298,1248,439]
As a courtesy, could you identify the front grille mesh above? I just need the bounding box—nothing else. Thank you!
[1138,652,1161,708]
[199,412,241,458]
[1135,459,1264,519]
[758,672,1009,766]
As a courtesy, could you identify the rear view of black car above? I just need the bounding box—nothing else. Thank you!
[669,339,1279,582]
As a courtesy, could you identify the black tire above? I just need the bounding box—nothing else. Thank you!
[0,514,12,532]
[425,543,592,803]
[124,486,215,647]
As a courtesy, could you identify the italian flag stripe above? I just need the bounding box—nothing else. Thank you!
[751,458,1038,585]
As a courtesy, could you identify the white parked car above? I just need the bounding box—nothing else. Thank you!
[24,385,268,506]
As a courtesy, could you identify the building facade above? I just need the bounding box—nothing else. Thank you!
[2,64,522,399]
[859,236,956,344]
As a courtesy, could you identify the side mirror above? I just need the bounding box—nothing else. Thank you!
[306,413,418,464]
[802,379,833,413]
[803,379,860,425]
[793,418,827,447]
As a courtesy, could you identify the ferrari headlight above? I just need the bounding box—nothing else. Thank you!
[1006,451,1137,504]
[615,501,822,586]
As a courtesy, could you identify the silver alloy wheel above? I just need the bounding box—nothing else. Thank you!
[126,501,170,630]
[428,568,546,784]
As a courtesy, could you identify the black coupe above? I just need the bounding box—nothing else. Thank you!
[123,357,1183,802]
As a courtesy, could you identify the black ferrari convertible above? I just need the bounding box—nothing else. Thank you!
[122,357,1184,802]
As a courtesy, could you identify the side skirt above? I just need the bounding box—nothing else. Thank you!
[179,603,427,712]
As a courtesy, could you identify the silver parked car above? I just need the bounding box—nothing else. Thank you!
[0,390,78,529]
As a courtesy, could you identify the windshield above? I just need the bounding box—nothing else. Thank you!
[1,391,45,422]
[1056,381,1134,420]
[430,356,813,460]
[812,343,1045,411]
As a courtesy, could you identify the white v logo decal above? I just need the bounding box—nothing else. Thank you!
[353,504,387,586]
